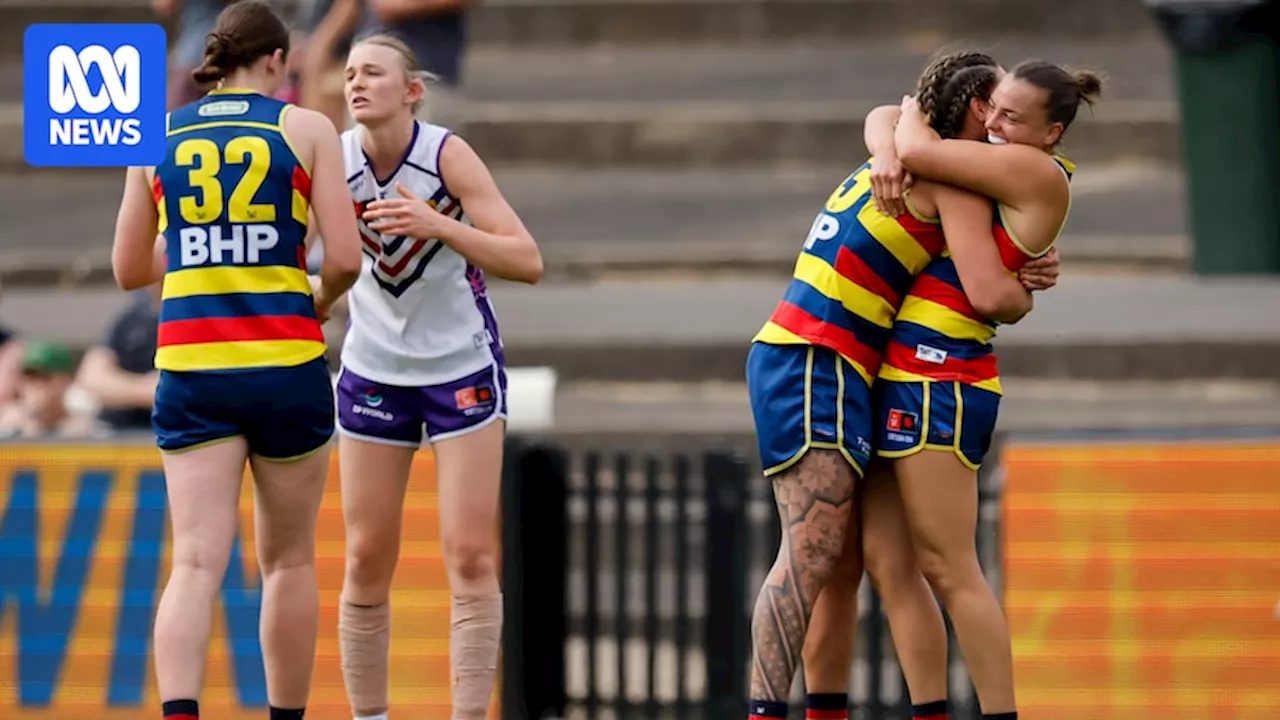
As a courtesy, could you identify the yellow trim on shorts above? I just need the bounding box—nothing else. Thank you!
[253,436,332,464]
[832,354,862,474]
[876,381,984,471]
[939,381,982,471]
[762,347,865,480]
[160,434,243,455]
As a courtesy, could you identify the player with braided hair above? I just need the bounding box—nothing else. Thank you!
[805,58,1099,720]
[744,49,1058,720]
[868,51,998,218]
[797,51,1067,720]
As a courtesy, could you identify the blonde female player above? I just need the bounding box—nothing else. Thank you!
[332,34,543,720]
[110,2,363,720]
[801,60,1101,720]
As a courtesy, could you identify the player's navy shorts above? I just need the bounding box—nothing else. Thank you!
[153,357,336,460]
[746,342,873,478]
[874,379,1001,470]
[336,362,508,447]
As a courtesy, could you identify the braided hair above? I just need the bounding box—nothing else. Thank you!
[932,66,999,139]
[914,51,999,139]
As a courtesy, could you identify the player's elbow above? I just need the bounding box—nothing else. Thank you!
[113,259,154,292]
[896,140,927,171]
[511,236,544,285]
[521,250,544,285]
[333,252,363,281]
[971,286,1031,324]
[326,240,365,281]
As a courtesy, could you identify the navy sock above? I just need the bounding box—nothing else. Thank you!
[982,713,1017,720]
[749,699,789,719]
[913,700,949,720]
[162,699,199,720]
[269,708,306,720]
[806,692,848,718]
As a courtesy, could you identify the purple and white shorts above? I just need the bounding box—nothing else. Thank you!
[336,363,508,446]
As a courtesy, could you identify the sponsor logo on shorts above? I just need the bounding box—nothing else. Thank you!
[853,435,872,456]
[454,385,495,416]
[887,409,919,434]
[352,394,393,422]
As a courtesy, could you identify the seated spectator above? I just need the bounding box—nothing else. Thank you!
[75,288,160,433]
[0,341,99,439]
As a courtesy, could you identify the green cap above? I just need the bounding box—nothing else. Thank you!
[21,341,76,375]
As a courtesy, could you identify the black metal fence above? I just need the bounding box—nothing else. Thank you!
[500,435,1006,720]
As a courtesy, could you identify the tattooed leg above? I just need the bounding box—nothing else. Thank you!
[748,449,858,709]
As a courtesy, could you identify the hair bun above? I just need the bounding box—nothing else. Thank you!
[1071,69,1104,103]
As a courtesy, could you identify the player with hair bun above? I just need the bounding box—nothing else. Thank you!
[800,56,1102,720]
[110,2,364,719]
[742,49,1061,720]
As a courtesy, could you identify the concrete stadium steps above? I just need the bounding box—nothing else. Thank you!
[547,379,1280,434]
[0,41,1180,167]
[6,276,1280,384]
[0,162,1190,286]
[0,0,1163,60]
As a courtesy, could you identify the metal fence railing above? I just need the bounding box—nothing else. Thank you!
[500,435,1008,720]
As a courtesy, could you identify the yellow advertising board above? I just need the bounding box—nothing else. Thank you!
[1003,442,1280,720]
[0,444,473,719]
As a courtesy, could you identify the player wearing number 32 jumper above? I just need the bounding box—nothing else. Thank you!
[330,34,543,720]
[110,3,364,720]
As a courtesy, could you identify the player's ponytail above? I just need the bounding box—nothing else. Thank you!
[192,0,291,85]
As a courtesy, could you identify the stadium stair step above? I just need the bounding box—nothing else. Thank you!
[6,276,1280,384]
[0,162,1189,287]
[525,377,1280,434]
[0,40,1180,169]
[0,0,1162,61]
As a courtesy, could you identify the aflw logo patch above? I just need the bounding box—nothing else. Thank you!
[356,190,465,298]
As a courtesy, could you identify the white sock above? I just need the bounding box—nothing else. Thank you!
[355,715,388,720]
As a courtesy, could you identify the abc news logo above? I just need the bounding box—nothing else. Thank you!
[48,44,143,147]
[23,24,165,167]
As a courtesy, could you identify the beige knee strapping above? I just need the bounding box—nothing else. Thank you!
[451,594,503,720]
[339,600,391,716]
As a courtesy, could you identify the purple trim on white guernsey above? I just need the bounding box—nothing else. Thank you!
[466,263,504,368]
[435,130,454,198]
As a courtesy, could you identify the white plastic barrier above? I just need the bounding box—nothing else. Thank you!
[502,365,558,432]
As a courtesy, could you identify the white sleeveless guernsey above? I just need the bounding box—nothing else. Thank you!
[339,121,504,387]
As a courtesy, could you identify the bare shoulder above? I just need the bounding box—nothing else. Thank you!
[439,132,493,185]
[283,105,340,140]
[440,132,482,166]
[1002,143,1065,178]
